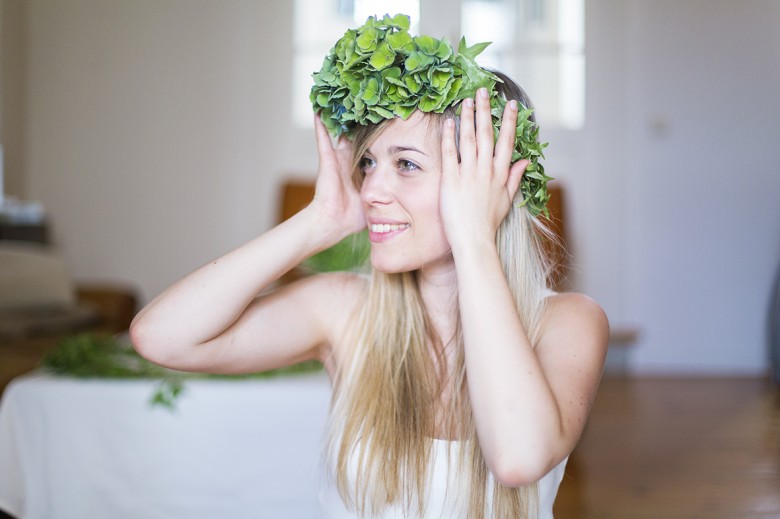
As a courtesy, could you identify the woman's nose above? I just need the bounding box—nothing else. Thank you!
[360,169,393,206]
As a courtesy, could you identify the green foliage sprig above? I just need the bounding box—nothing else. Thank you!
[303,230,370,274]
[42,334,323,411]
[310,13,551,216]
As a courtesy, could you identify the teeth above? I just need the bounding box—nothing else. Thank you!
[370,223,409,233]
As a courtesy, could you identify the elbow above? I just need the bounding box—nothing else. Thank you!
[487,448,557,488]
[128,316,152,359]
[129,315,169,366]
[491,465,544,489]
[129,315,209,371]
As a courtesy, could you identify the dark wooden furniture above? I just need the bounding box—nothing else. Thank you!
[0,285,138,395]
[0,222,49,244]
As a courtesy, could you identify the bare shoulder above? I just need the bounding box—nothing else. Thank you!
[283,271,367,344]
[537,292,610,359]
[543,292,609,332]
[283,271,367,319]
[292,271,367,304]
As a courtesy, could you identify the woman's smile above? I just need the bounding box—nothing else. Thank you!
[367,220,411,243]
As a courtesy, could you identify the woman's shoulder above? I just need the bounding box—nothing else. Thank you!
[284,271,368,319]
[291,272,367,372]
[543,291,606,317]
[296,271,369,299]
[539,291,610,348]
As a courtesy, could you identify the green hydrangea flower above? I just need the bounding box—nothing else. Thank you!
[311,13,551,217]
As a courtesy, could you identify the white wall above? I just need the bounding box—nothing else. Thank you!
[620,0,780,374]
[0,0,26,198]
[12,0,780,374]
[24,0,293,298]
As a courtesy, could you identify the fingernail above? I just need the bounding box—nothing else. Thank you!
[464,98,474,108]
[478,88,489,99]
[509,100,518,110]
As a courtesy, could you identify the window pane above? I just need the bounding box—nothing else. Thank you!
[461,0,585,129]
[292,0,420,128]
[292,0,582,130]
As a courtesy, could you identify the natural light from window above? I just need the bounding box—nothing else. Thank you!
[293,0,584,130]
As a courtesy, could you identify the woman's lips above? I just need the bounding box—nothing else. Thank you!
[367,222,410,243]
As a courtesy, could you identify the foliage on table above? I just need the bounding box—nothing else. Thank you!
[303,230,370,274]
[41,333,323,410]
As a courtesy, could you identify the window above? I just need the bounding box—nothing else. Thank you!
[293,0,584,130]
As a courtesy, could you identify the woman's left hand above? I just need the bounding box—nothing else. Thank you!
[439,88,530,253]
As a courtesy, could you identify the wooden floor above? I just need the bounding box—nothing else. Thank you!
[553,376,780,519]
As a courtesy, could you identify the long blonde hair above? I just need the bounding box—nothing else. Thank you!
[327,77,558,518]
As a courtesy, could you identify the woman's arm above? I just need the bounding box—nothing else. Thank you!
[440,89,609,487]
[131,115,365,374]
[454,246,607,486]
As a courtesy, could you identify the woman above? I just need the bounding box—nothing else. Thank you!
[131,14,608,519]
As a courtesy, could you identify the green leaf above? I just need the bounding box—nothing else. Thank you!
[413,35,439,55]
[404,74,423,94]
[393,102,417,119]
[319,70,336,83]
[356,27,379,52]
[419,91,445,112]
[428,66,453,91]
[42,333,325,413]
[458,39,492,60]
[360,77,381,105]
[382,66,404,86]
[369,42,396,70]
[435,39,453,60]
[386,30,414,52]
[389,13,411,30]
[405,51,434,72]
[370,105,395,119]
[441,77,463,107]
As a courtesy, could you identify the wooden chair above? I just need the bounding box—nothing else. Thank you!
[278,179,571,290]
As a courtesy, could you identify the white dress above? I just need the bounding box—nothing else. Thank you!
[318,438,568,518]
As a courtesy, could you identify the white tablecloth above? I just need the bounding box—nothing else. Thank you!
[0,372,332,519]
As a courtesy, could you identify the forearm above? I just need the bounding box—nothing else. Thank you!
[454,241,563,484]
[131,206,346,354]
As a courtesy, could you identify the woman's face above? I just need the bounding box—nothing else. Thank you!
[359,111,453,274]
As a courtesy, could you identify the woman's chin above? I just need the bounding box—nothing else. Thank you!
[369,249,455,275]
[369,255,414,275]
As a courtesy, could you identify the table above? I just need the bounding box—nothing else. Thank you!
[0,372,331,518]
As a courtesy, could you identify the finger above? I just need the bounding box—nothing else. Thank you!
[458,98,476,173]
[441,117,459,179]
[507,159,530,202]
[334,134,352,159]
[494,100,519,175]
[314,113,336,161]
[475,88,494,171]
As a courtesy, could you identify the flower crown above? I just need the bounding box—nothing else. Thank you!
[310,14,551,217]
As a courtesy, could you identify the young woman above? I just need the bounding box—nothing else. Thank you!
[131,15,608,519]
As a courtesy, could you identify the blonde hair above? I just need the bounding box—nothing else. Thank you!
[327,79,558,518]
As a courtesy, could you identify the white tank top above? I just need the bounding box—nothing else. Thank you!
[318,438,568,518]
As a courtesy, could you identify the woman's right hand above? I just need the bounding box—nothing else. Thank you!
[310,114,366,242]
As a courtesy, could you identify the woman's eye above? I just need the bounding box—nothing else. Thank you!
[359,157,376,173]
[397,159,419,173]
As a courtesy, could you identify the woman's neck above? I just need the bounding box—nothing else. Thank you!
[417,261,458,325]
[417,260,460,369]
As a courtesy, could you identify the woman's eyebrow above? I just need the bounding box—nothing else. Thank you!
[388,145,428,157]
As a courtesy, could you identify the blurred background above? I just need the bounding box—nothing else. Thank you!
[3,0,778,375]
[1,1,779,517]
